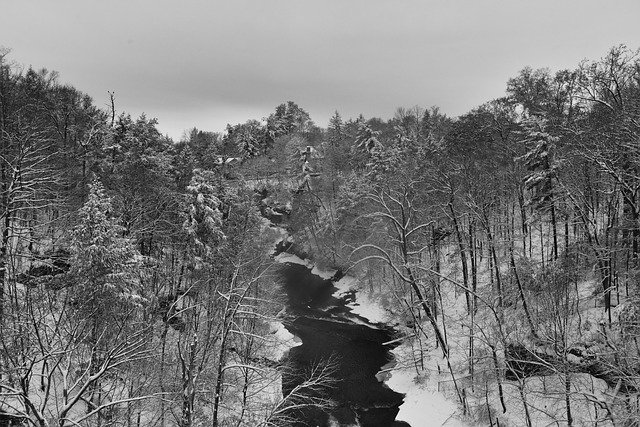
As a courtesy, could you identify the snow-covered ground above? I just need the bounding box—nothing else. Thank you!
[326,267,470,426]
[268,221,631,425]
[265,319,300,361]
[333,275,392,323]
[386,363,467,426]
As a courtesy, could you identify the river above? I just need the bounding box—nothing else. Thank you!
[277,257,411,427]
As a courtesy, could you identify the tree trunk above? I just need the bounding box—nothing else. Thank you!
[565,372,573,426]
[518,184,528,253]
[212,328,229,427]
[551,202,559,260]
[469,221,478,313]
[405,266,448,357]
[159,322,170,427]
[180,335,198,427]
[491,345,507,413]
[510,247,537,338]
[484,213,503,310]
[450,202,470,313]
[565,213,570,257]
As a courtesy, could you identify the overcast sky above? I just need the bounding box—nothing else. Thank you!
[2,1,639,139]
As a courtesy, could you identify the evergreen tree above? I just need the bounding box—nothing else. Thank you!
[519,118,561,259]
[182,169,226,260]
[327,111,344,146]
[68,179,142,326]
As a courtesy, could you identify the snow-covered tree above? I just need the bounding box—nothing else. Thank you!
[63,179,146,424]
[182,169,226,260]
[227,120,270,160]
[267,101,312,138]
[68,179,143,324]
[354,119,382,154]
[519,118,561,259]
[326,111,344,147]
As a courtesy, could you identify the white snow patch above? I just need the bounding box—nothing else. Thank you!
[274,252,337,279]
[349,288,389,323]
[267,320,300,361]
[274,253,310,267]
[387,367,467,426]
[334,275,357,294]
[328,415,358,427]
[334,276,390,323]
[311,265,336,279]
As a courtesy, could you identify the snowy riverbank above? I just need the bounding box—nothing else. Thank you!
[274,247,469,426]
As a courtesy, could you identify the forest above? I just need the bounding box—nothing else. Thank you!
[1,44,640,426]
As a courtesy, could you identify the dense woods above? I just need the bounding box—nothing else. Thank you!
[1,44,640,426]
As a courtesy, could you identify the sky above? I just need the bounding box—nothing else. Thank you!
[1,1,639,140]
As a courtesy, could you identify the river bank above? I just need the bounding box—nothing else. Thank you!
[273,247,410,426]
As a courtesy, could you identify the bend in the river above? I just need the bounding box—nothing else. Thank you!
[275,244,411,427]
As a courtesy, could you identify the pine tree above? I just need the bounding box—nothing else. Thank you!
[327,111,344,146]
[519,118,561,260]
[68,179,142,326]
[354,119,381,154]
[182,169,226,260]
[66,179,144,421]
[227,120,270,160]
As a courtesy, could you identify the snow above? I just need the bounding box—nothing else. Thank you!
[268,211,632,426]
[334,275,390,323]
[311,265,336,279]
[384,339,471,427]
[266,320,300,361]
[272,238,470,425]
[389,372,465,426]
[274,252,338,280]
[274,252,308,266]
[330,269,469,425]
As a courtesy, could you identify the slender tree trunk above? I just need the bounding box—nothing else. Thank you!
[633,207,640,261]
[565,213,570,257]
[518,184,528,254]
[539,222,545,269]
[159,322,170,427]
[450,202,470,312]
[510,247,537,338]
[597,256,612,322]
[518,379,533,427]
[491,345,507,413]
[405,266,448,357]
[469,305,475,390]
[180,334,198,427]
[484,213,503,310]
[565,371,573,426]
[551,201,559,260]
[469,221,478,313]
[212,328,229,427]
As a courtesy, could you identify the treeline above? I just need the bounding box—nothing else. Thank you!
[1,43,639,426]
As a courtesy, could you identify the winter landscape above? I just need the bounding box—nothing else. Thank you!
[1,2,640,426]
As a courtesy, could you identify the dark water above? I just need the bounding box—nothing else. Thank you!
[278,262,410,427]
